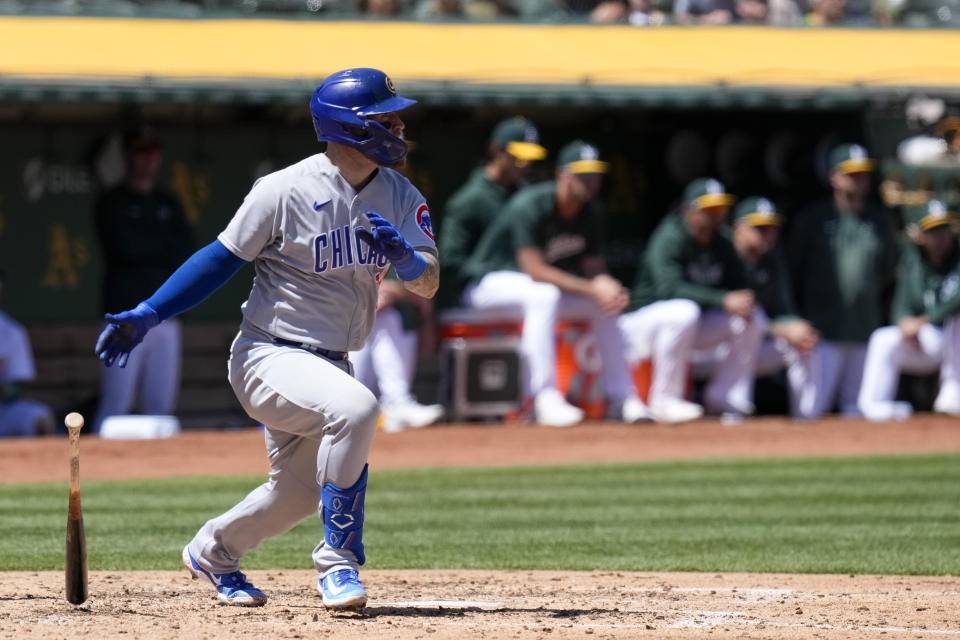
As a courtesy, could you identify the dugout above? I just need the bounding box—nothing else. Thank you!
[2,16,960,425]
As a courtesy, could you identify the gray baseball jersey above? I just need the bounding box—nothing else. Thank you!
[186,152,437,580]
[218,153,437,352]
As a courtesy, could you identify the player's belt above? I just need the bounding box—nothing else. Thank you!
[272,337,348,361]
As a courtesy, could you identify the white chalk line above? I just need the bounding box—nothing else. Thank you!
[622,586,960,598]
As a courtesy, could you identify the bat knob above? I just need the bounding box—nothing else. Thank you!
[65,412,85,432]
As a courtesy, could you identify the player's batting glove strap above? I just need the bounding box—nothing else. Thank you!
[356,211,427,281]
[95,301,160,368]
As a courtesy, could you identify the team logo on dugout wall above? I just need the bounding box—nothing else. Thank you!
[417,204,435,240]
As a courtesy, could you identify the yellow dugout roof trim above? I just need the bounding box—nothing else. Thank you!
[3,18,960,89]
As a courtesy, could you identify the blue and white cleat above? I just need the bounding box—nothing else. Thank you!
[319,569,368,610]
[182,546,267,607]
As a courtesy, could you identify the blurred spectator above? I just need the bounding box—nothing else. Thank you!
[413,0,463,17]
[626,0,668,24]
[858,199,960,420]
[729,197,819,418]
[462,0,521,17]
[803,0,846,25]
[438,116,547,309]
[786,144,897,418]
[462,141,646,426]
[92,126,194,434]
[872,0,907,24]
[622,178,764,421]
[589,0,629,21]
[350,277,444,432]
[733,0,768,22]
[0,269,55,438]
[767,0,802,23]
[674,0,734,24]
[358,0,403,15]
[516,0,572,18]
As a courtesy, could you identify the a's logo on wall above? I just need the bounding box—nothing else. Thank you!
[42,223,88,290]
[416,204,434,241]
[170,161,209,226]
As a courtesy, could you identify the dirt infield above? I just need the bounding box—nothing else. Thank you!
[2,414,959,639]
[3,570,959,639]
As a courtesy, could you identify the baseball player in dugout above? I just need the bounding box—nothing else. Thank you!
[92,126,195,434]
[437,116,547,309]
[93,68,438,610]
[728,197,819,417]
[621,178,765,421]
[0,268,56,437]
[858,199,960,420]
[349,270,445,432]
[786,143,897,419]
[461,141,647,426]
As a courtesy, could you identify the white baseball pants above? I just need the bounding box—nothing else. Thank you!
[795,340,867,418]
[858,318,960,413]
[463,270,634,400]
[93,318,181,434]
[350,307,418,408]
[617,299,700,408]
[622,300,765,413]
[186,322,378,577]
[752,336,818,419]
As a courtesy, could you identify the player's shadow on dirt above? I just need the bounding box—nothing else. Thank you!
[350,605,617,619]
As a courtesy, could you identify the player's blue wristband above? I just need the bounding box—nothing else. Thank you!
[392,251,427,281]
[145,240,247,321]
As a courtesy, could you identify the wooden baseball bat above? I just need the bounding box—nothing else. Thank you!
[65,412,88,605]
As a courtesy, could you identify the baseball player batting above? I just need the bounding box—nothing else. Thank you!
[94,68,438,610]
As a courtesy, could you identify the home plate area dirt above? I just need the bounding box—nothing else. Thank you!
[3,570,959,639]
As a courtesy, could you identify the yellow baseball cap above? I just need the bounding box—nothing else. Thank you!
[491,117,547,162]
[557,140,609,174]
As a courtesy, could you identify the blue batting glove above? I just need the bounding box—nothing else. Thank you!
[356,211,414,264]
[94,302,160,368]
[356,211,426,281]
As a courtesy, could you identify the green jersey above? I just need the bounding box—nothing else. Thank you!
[437,168,512,306]
[743,246,800,325]
[630,212,748,310]
[891,241,960,326]
[786,199,896,342]
[463,181,603,282]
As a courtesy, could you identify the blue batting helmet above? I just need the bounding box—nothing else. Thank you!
[310,68,417,165]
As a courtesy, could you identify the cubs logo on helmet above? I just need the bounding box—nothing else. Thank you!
[416,204,434,241]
